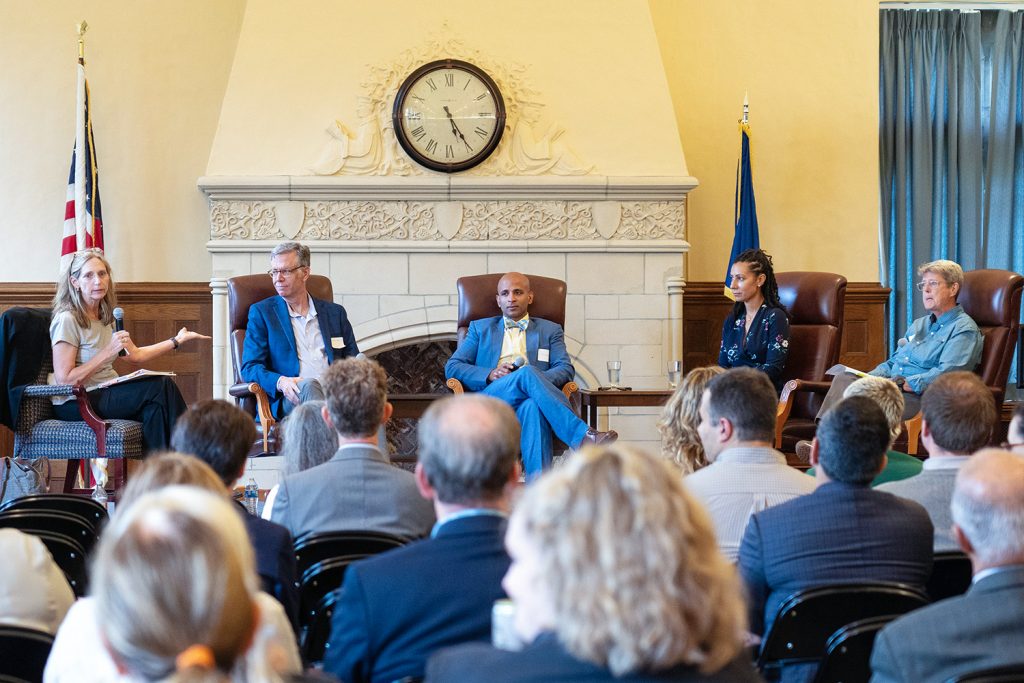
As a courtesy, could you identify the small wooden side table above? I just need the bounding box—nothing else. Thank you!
[578,388,673,430]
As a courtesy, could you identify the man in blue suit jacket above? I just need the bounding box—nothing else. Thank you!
[241,242,358,419]
[739,396,933,683]
[444,272,615,477]
[323,394,521,683]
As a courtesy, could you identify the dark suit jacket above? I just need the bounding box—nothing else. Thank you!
[425,632,764,683]
[0,307,52,430]
[445,316,574,392]
[870,566,1024,683]
[739,481,934,639]
[323,513,510,683]
[235,501,299,630]
[269,445,435,541]
[240,295,358,418]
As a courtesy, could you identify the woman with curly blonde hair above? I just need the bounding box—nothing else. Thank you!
[426,444,759,682]
[658,366,725,474]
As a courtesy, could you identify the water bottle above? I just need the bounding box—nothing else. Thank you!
[244,477,259,515]
[91,483,108,509]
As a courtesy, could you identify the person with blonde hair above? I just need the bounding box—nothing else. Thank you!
[658,366,725,474]
[44,453,301,683]
[50,248,208,455]
[426,444,760,682]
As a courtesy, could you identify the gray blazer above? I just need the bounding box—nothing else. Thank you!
[270,445,435,540]
[870,565,1024,683]
[876,466,961,551]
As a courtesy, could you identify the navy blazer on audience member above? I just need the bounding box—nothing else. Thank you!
[425,632,763,683]
[236,501,300,630]
[323,513,511,683]
[740,481,933,631]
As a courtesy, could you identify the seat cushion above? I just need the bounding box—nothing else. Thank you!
[15,419,144,460]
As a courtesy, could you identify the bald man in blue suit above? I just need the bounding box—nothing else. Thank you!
[445,272,616,477]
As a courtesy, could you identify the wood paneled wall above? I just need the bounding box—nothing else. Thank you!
[0,283,212,456]
[682,281,891,372]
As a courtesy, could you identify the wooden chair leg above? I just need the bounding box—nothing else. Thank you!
[62,459,81,494]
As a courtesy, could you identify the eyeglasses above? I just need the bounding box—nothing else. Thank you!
[1000,441,1024,450]
[267,266,306,278]
[915,279,946,291]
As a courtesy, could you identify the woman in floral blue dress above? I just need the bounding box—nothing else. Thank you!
[718,249,790,389]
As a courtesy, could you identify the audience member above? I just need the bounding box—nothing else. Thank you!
[0,528,73,634]
[324,394,520,683]
[657,365,724,474]
[740,396,933,683]
[241,241,359,419]
[270,358,435,539]
[871,450,1024,682]
[685,367,816,560]
[44,453,301,683]
[805,376,922,486]
[877,371,995,551]
[426,444,761,682]
[171,399,299,627]
[262,400,336,520]
[1004,404,1024,455]
[718,248,790,389]
[444,271,616,479]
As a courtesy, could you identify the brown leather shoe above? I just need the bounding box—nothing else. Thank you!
[580,428,618,446]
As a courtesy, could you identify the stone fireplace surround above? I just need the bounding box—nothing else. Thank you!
[201,174,694,488]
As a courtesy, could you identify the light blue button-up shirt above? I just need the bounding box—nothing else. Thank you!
[869,304,983,393]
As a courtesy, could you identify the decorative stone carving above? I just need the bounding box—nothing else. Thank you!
[208,199,685,241]
[310,32,591,177]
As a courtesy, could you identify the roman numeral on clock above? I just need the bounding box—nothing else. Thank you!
[425,139,438,154]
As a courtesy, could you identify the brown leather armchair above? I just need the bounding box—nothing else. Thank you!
[445,273,578,402]
[772,272,848,452]
[226,274,334,454]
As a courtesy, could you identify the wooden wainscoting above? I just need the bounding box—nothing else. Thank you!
[682,281,891,372]
[0,283,213,457]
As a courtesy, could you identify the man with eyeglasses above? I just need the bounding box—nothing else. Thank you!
[241,241,358,418]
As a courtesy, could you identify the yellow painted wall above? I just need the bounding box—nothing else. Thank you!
[0,0,245,282]
[649,0,881,282]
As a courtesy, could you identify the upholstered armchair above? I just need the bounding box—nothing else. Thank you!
[226,274,334,454]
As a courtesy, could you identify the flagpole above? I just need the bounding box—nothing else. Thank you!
[76,20,88,64]
[742,91,749,126]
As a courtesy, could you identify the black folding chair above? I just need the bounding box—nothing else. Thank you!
[302,587,343,667]
[927,551,973,602]
[0,494,108,532]
[0,509,98,554]
[949,663,1024,683]
[813,615,896,683]
[757,583,929,680]
[299,556,361,627]
[33,531,88,598]
[293,530,408,581]
[0,625,55,683]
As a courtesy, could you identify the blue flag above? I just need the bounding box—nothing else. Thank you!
[724,122,759,298]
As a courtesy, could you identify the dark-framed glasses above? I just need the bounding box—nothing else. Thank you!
[268,266,306,278]
[1000,441,1024,451]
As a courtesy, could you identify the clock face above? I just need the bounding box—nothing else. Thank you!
[392,59,506,173]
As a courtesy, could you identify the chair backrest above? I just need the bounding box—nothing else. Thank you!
[226,274,334,384]
[926,551,973,602]
[958,269,1023,401]
[0,509,98,555]
[301,587,343,666]
[33,531,88,598]
[951,663,1024,683]
[455,274,567,343]
[757,582,929,672]
[812,615,895,683]
[299,555,360,628]
[293,530,407,580]
[0,625,55,682]
[0,493,108,532]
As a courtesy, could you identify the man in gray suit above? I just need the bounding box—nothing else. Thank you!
[871,449,1024,682]
[270,357,435,539]
[877,371,995,551]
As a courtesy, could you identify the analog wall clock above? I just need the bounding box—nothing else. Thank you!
[392,59,506,173]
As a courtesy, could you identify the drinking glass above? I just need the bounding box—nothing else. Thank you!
[667,360,683,389]
[606,360,622,388]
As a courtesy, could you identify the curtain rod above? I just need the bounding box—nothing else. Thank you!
[880,2,1024,9]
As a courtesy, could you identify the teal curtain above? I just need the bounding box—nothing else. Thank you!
[879,9,1024,355]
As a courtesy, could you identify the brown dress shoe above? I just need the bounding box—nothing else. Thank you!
[580,428,618,446]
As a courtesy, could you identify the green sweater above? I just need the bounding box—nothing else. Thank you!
[806,450,923,487]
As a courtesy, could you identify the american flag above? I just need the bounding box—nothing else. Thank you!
[61,58,104,267]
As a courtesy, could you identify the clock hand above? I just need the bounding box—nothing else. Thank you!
[443,105,475,152]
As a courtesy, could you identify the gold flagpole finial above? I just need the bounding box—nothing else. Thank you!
[76,20,88,62]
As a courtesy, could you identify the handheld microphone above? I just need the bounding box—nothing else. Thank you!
[112,308,127,357]
[512,356,526,370]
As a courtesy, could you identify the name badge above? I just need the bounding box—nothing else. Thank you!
[331,337,346,349]
[538,348,550,362]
